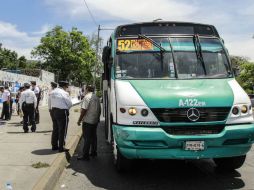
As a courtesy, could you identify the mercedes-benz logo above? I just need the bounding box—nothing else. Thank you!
[187,108,200,121]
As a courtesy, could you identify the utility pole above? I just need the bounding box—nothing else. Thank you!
[93,25,114,92]
[93,25,100,89]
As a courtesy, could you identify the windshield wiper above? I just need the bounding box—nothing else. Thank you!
[138,34,165,70]
[168,37,178,78]
[138,34,166,52]
[193,34,207,75]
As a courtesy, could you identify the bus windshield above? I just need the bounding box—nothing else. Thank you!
[115,37,232,79]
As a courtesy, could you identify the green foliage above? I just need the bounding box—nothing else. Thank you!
[0,43,18,69]
[32,26,96,85]
[231,56,254,94]
[31,162,50,169]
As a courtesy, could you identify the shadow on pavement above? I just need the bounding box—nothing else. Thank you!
[35,130,53,133]
[0,121,7,125]
[32,149,58,155]
[67,121,245,190]
[7,130,52,134]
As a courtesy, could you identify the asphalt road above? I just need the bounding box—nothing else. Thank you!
[56,120,254,190]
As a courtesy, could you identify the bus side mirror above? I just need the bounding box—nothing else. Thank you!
[102,46,111,66]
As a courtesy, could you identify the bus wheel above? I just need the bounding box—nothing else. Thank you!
[113,147,132,172]
[214,155,246,171]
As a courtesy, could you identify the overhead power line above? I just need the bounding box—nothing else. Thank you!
[82,0,98,27]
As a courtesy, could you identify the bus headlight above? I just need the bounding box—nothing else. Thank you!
[141,109,149,117]
[128,107,137,116]
[232,106,240,115]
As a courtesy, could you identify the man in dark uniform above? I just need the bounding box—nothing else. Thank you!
[48,81,72,152]
[19,83,37,133]
[31,81,41,124]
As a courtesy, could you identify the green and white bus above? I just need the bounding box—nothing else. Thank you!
[102,21,254,171]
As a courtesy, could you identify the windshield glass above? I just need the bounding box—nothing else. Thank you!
[116,37,231,79]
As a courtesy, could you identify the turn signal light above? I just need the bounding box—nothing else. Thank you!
[241,105,248,114]
[128,107,137,116]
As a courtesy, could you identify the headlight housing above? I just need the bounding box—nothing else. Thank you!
[226,104,253,124]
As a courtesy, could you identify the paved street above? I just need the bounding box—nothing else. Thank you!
[56,120,254,190]
[0,105,80,190]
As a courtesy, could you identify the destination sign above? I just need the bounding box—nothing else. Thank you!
[117,39,153,51]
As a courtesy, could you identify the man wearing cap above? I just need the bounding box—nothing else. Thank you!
[31,81,41,124]
[0,86,11,121]
[19,83,37,133]
[77,85,101,161]
[49,81,72,152]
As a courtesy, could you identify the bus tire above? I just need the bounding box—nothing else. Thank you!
[214,155,246,171]
[114,148,132,172]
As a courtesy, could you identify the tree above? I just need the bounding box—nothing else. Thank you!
[32,26,96,85]
[231,56,254,94]
[18,56,27,68]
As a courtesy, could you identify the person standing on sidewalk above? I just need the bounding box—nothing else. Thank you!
[31,81,41,124]
[48,81,58,122]
[49,81,72,152]
[77,85,101,161]
[19,83,37,133]
[0,86,10,121]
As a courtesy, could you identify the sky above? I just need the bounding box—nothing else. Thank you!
[0,0,253,60]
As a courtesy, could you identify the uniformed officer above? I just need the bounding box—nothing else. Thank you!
[0,86,10,121]
[48,81,72,152]
[19,83,37,133]
[31,81,41,124]
[48,82,58,127]
[77,85,101,161]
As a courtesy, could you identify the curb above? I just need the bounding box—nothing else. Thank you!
[32,128,82,190]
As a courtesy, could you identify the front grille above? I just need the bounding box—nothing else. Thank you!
[162,125,225,135]
[151,107,231,122]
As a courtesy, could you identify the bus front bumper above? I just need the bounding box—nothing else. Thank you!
[112,124,254,159]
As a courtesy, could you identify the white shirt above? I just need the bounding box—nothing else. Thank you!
[32,86,40,95]
[1,90,10,102]
[81,92,101,124]
[19,89,37,108]
[48,88,72,110]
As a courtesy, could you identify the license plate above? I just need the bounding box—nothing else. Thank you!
[184,141,205,151]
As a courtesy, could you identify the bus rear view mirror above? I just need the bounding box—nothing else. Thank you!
[102,46,111,65]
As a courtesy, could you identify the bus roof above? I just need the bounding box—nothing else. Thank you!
[115,21,220,38]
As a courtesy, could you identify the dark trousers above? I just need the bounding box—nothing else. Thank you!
[9,100,13,119]
[51,108,69,150]
[1,101,10,120]
[22,104,36,131]
[35,102,40,123]
[35,109,40,123]
[82,122,98,157]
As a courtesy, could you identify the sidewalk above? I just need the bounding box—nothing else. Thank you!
[0,105,81,190]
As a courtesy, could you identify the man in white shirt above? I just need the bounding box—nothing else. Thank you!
[49,81,72,152]
[31,81,41,124]
[19,83,37,133]
[77,85,101,161]
[0,86,11,121]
